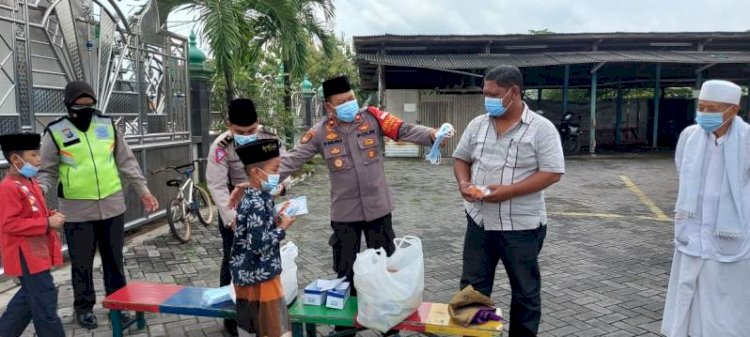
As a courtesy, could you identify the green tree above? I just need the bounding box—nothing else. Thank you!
[249,0,336,112]
[161,0,298,108]
[304,34,361,98]
[529,28,553,35]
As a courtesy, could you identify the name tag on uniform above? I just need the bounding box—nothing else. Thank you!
[95,126,110,139]
[61,127,80,147]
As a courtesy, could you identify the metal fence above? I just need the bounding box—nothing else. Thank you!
[0,1,195,275]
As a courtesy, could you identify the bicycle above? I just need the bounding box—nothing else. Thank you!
[152,159,216,243]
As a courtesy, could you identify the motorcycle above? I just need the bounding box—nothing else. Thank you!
[558,111,582,155]
[536,110,582,155]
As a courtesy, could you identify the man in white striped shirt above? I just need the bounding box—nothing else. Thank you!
[453,65,564,337]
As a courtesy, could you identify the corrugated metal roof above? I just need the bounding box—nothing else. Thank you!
[354,32,750,42]
[357,51,750,70]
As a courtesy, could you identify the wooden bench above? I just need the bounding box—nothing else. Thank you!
[288,298,503,337]
[102,282,235,337]
[103,282,503,337]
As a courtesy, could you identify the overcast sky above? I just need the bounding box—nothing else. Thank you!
[158,0,750,50]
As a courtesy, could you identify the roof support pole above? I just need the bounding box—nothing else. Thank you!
[615,79,623,146]
[377,64,385,108]
[652,63,662,149]
[562,64,570,116]
[589,67,598,155]
[537,88,542,110]
[745,81,750,116]
[696,71,703,89]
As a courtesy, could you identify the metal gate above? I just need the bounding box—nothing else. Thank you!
[0,0,193,274]
[419,92,484,157]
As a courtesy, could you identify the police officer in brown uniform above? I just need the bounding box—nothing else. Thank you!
[205,98,279,336]
[278,76,438,335]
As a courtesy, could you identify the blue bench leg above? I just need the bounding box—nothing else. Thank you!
[136,312,146,330]
[110,310,123,337]
[292,322,304,337]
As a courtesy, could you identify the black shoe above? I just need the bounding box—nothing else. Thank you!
[76,312,98,330]
[224,319,238,336]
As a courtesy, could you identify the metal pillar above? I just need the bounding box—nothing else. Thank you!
[652,63,662,149]
[746,82,750,115]
[537,88,542,110]
[589,69,597,155]
[377,64,385,108]
[562,65,570,116]
[615,80,623,146]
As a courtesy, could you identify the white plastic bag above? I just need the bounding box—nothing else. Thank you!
[353,236,424,333]
[280,241,299,305]
[228,242,298,306]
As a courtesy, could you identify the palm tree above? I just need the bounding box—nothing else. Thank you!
[157,0,299,107]
[249,0,336,113]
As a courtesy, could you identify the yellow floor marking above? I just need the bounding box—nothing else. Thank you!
[549,211,672,223]
[619,175,671,221]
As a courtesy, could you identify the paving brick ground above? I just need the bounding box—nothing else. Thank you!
[4,153,679,337]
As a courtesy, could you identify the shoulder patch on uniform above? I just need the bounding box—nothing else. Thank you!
[218,134,232,148]
[214,147,227,162]
[301,129,316,144]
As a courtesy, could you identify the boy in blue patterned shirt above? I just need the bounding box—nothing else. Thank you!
[232,138,295,337]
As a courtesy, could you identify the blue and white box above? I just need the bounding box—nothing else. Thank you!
[325,282,351,310]
[303,281,327,306]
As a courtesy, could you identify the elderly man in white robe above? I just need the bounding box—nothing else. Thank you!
[662,79,750,337]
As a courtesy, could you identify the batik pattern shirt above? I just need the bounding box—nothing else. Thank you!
[230,188,286,286]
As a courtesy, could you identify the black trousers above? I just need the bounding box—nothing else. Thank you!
[331,213,397,336]
[219,216,234,287]
[64,214,127,314]
[0,253,64,337]
[329,213,396,294]
[460,215,547,337]
[218,216,238,328]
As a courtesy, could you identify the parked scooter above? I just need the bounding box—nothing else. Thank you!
[536,110,582,155]
[559,111,582,154]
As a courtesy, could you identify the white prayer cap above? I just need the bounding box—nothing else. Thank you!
[698,80,742,105]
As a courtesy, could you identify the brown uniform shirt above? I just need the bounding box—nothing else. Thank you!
[279,110,434,223]
[206,126,281,224]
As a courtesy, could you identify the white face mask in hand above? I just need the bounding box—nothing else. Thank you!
[275,196,308,217]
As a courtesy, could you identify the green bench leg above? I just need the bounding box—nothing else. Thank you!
[136,312,146,330]
[110,310,123,337]
[305,323,316,337]
[292,322,304,337]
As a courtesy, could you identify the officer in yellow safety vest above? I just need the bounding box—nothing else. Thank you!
[37,81,159,330]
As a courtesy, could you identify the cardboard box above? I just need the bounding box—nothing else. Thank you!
[325,282,351,310]
[303,281,327,306]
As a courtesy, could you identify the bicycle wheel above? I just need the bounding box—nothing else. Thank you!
[192,186,216,226]
[166,198,191,243]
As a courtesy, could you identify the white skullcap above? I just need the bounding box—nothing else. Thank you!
[698,80,742,105]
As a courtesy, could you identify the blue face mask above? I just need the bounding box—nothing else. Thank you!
[335,100,359,122]
[695,110,728,133]
[234,133,257,146]
[259,169,280,193]
[14,158,39,178]
[485,91,512,117]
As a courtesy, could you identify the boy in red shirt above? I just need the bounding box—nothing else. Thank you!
[0,133,65,337]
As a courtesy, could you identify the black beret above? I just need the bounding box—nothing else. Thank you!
[0,133,41,152]
[64,81,97,105]
[228,98,258,126]
[236,138,280,166]
[322,76,352,99]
